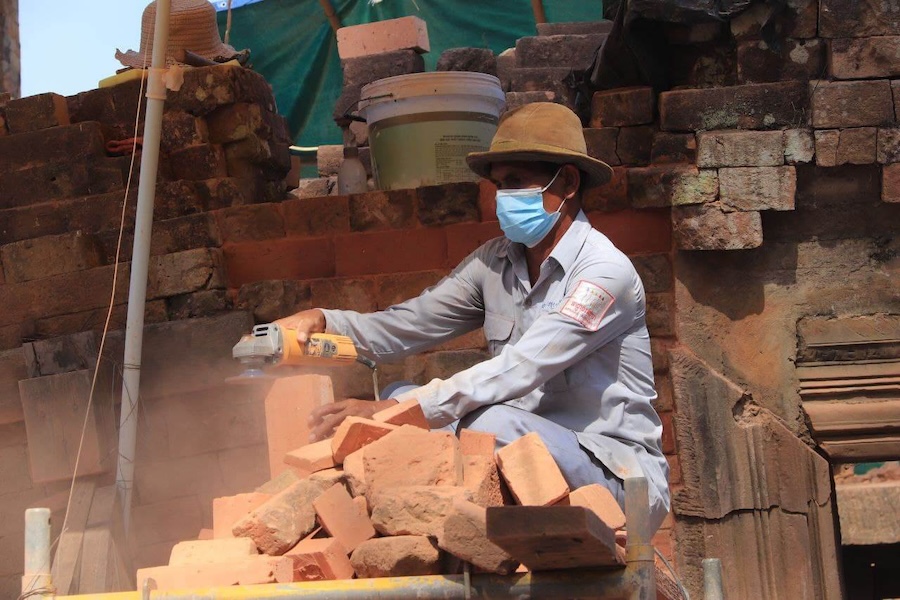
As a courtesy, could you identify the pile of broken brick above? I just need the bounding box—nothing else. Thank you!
[136,398,627,590]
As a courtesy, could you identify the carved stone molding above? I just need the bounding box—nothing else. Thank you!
[670,346,841,599]
[797,314,900,461]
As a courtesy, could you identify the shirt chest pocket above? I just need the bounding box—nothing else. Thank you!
[483,312,514,356]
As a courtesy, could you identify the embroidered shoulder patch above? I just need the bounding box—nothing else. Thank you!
[559,280,615,330]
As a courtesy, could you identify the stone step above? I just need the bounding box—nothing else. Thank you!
[516,34,606,70]
[537,21,614,36]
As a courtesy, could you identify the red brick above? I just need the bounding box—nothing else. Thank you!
[350,535,441,578]
[334,228,447,276]
[363,426,463,496]
[336,16,429,59]
[659,412,676,454]
[136,556,293,590]
[372,398,429,429]
[206,102,273,144]
[651,132,697,164]
[736,38,825,84]
[168,144,228,180]
[587,208,672,255]
[590,87,655,127]
[630,253,671,293]
[463,455,504,508]
[582,166,628,212]
[672,205,762,250]
[628,165,718,208]
[332,417,399,463]
[232,479,328,555]
[884,163,900,202]
[616,125,654,166]
[342,448,367,497]
[719,166,796,211]
[819,0,900,37]
[560,484,626,530]
[264,375,335,478]
[235,280,312,323]
[445,220,503,265]
[1,231,105,283]
[4,93,69,134]
[811,80,895,128]
[0,191,130,246]
[285,537,354,581]
[285,439,338,478]
[373,270,445,309]
[878,128,900,164]
[496,432,569,506]
[653,374,675,412]
[148,248,226,300]
[349,190,416,231]
[216,203,285,242]
[370,485,473,537]
[667,453,683,485]
[583,127,621,166]
[313,483,376,552]
[212,492,272,539]
[308,276,377,313]
[730,0,817,39]
[0,122,106,176]
[281,196,350,236]
[416,182,481,227]
[169,538,257,566]
[438,498,519,574]
[784,129,816,165]
[508,68,576,107]
[516,34,606,71]
[0,261,129,328]
[0,160,123,210]
[459,429,496,457]
[815,128,878,166]
[223,237,336,288]
[659,81,808,131]
[160,110,208,154]
[697,130,784,168]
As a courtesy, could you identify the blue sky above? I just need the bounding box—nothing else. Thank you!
[20,0,146,97]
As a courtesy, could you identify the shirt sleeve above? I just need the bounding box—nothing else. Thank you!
[320,245,491,363]
[396,257,642,427]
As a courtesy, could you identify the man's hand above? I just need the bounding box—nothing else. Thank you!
[308,398,399,442]
[274,309,327,343]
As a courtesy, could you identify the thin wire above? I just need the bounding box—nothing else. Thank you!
[45,53,149,595]
[655,546,690,600]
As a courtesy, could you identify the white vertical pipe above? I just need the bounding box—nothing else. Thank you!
[22,507,51,598]
[115,0,171,535]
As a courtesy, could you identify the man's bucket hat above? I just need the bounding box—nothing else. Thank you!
[467,102,613,188]
[116,0,239,69]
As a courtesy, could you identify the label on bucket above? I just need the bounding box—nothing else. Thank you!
[368,111,498,190]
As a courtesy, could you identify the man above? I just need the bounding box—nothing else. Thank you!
[277,102,669,532]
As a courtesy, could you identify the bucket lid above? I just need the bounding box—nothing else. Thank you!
[359,71,505,114]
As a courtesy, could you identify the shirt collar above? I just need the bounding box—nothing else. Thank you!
[548,210,591,273]
[498,210,591,273]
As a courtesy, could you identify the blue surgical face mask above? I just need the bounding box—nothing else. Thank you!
[495,167,567,248]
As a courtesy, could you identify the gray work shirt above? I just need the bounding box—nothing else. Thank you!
[322,211,670,525]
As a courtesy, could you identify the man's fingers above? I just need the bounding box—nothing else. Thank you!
[308,401,352,426]
[310,412,347,442]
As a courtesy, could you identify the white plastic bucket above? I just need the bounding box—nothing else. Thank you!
[358,72,506,190]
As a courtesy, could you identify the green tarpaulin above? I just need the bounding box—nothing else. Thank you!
[218,1,603,147]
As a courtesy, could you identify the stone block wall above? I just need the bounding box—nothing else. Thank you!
[0,0,897,594]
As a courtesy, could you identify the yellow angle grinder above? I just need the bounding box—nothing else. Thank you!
[229,323,378,385]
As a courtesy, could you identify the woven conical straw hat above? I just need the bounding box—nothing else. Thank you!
[115,0,237,69]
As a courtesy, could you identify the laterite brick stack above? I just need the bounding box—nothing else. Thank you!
[136,397,628,589]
